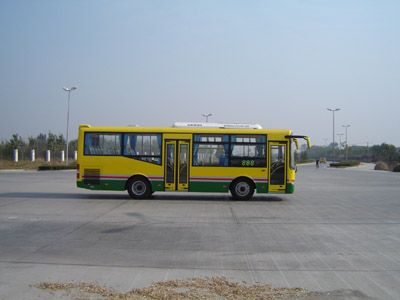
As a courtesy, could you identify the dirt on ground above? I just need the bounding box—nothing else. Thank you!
[34,276,375,300]
[34,276,308,300]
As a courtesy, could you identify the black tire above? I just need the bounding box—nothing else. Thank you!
[230,178,255,200]
[127,177,151,199]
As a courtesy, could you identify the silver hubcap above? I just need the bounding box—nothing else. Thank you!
[132,181,146,196]
[235,182,250,197]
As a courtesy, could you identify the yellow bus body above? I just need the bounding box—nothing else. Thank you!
[76,124,309,199]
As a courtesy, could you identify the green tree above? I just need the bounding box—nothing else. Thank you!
[28,136,37,149]
[371,143,398,162]
[300,151,308,162]
[3,134,26,160]
[9,134,24,149]
[68,139,78,157]
[57,134,66,150]
[47,133,56,152]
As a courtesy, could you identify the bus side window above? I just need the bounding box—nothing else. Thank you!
[122,133,162,165]
[125,134,137,155]
[84,133,121,156]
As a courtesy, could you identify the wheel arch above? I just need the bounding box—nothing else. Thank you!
[229,176,256,191]
[125,174,152,191]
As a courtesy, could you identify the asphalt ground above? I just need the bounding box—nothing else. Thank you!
[0,164,399,299]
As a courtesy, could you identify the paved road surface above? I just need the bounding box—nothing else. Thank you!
[0,165,399,299]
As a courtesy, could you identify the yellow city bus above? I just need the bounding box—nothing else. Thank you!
[76,123,310,200]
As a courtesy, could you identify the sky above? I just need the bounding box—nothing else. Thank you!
[0,0,399,146]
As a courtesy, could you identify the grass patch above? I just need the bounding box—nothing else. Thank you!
[0,160,46,170]
[330,160,360,168]
[38,161,76,170]
[0,160,76,170]
[296,159,314,165]
[37,164,76,171]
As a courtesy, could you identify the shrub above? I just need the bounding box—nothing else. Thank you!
[374,161,389,171]
[393,164,400,172]
[330,160,360,168]
[38,163,76,171]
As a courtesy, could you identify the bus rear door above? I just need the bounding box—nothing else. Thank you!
[164,140,190,191]
[268,142,287,192]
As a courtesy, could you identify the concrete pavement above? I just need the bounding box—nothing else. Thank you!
[0,166,399,299]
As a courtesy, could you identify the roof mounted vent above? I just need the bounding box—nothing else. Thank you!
[172,122,262,129]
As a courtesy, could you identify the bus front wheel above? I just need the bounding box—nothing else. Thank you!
[127,177,151,199]
[230,178,255,200]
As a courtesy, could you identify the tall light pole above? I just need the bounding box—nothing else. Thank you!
[202,113,212,123]
[337,133,344,160]
[63,86,77,165]
[342,124,351,160]
[323,138,329,157]
[327,108,340,162]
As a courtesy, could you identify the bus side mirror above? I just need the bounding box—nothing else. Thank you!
[305,137,311,149]
[293,138,299,150]
[285,135,311,149]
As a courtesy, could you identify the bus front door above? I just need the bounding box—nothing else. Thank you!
[164,140,189,191]
[268,142,287,192]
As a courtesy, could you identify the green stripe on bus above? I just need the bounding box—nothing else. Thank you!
[77,180,164,192]
[189,181,269,193]
[189,181,229,193]
[77,180,272,194]
[77,180,125,191]
[256,182,268,193]
[151,181,164,191]
[286,183,295,194]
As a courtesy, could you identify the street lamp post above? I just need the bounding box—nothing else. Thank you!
[202,113,212,123]
[337,133,344,159]
[327,108,340,162]
[342,124,351,160]
[323,138,329,156]
[63,86,77,165]
[337,133,344,149]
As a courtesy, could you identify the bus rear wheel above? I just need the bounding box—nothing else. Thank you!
[230,178,255,200]
[127,177,151,199]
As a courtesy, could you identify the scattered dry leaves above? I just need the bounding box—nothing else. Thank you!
[34,276,309,300]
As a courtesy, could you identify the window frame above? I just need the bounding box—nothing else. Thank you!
[83,132,163,165]
[192,134,230,167]
[84,132,123,156]
[122,133,163,165]
[192,133,267,168]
